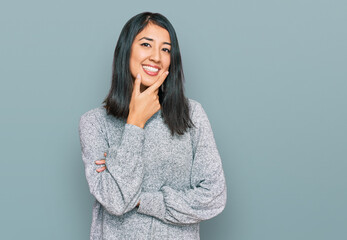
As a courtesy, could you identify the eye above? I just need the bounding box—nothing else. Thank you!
[163,48,171,53]
[141,42,151,47]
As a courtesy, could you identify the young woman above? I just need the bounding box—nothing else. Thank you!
[79,12,227,239]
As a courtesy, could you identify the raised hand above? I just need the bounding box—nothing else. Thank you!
[95,72,168,172]
[127,71,169,128]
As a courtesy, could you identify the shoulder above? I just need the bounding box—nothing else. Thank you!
[187,98,208,121]
[187,98,204,115]
[79,106,108,130]
[187,99,216,150]
[80,106,107,121]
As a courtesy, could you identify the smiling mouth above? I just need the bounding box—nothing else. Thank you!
[142,65,160,76]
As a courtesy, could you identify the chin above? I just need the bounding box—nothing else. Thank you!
[141,76,157,87]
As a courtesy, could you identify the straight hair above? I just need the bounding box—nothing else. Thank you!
[103,12,194,136]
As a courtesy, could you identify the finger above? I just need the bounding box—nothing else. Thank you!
[133,73,141,96]
[146,71,168,93]
[104,152,107,157]
[96,166,106,172]
[95,160,106,164]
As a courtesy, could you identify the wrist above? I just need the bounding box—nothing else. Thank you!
[127,115,145,128]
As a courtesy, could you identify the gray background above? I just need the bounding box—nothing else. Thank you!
[1,0,346,239]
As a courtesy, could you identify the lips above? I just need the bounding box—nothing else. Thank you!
[142,64,160,76]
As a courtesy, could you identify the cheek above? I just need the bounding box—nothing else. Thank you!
[163,56,171,70]
[130,47,144,67]
[130,54,142,76]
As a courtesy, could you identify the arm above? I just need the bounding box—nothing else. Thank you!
[79,72,167,214]
[79,111,145,216]
[137,102,227,225]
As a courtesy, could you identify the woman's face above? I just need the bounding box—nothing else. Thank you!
[129,22,171,90]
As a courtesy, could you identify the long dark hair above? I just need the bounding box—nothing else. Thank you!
[103,12,194,136]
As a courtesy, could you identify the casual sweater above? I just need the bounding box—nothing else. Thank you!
[78,98,227,240]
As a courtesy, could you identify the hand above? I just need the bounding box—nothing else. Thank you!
[95,152,107,173]
[127,71,169,128]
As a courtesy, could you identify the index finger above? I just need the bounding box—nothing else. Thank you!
[146,71,169,93]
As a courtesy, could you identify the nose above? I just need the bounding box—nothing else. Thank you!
[149,47,161,62]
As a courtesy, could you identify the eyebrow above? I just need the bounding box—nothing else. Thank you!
[139,37,171,46]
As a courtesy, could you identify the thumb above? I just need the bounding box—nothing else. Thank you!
[133,73,141,96]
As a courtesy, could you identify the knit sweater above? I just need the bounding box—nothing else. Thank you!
[78,98,227,240]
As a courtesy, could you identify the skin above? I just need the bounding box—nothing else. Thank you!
[95,23,171,207]
[129,22,171,93]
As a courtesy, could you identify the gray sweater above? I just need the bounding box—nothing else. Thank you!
[78,98,227,240]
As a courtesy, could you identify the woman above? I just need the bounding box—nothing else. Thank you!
[79,12,227,240]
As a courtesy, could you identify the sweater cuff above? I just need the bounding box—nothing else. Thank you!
[137,192,166,220]
[121,123,145,153]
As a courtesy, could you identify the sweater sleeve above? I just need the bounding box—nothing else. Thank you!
[78,111,145,216]
[136,101,227,225]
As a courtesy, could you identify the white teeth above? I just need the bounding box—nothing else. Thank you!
[143,65,159,72]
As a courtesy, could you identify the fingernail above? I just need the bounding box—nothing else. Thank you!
[166,71,169,75]
[137,73,140,78]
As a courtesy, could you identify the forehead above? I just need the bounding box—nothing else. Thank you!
[135,23,170,41]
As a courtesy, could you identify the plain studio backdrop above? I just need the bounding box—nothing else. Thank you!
[1,0,346,239]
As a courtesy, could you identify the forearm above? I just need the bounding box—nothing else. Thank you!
[137,180,227,226]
